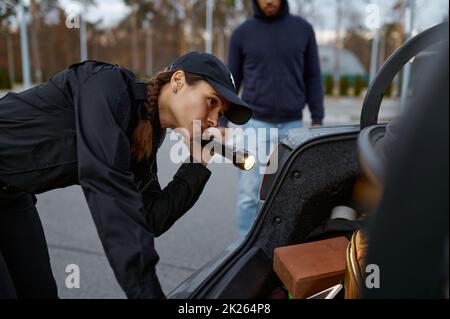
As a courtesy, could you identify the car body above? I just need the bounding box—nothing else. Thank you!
[169,22,449,299]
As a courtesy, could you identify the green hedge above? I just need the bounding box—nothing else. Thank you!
[324,74,334,96]
[354,75,365,97]
[323,74,370,97]
[339,76,350,97]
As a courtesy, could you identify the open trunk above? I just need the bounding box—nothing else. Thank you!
[169,125,367,299]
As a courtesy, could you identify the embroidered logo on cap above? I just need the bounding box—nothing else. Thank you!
[230,73,236,90]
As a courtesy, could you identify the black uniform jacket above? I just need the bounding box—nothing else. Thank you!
[0,60,212,298]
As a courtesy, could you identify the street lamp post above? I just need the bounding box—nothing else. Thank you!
[206,0,214,53]
[80,2,88,61]
[144,13,154,77]
[369,31,380,85]
[334,0,342,90]
[400,0,416,110]
[366,3,381,85]
[18,0,31,89]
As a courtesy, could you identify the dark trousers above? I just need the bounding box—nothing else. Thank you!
[0,191,58,299]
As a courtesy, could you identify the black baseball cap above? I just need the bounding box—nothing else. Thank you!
[168,51,252,125]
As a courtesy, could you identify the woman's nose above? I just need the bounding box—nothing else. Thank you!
[206,114,219,128]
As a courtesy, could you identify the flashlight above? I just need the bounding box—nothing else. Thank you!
[201,137,256,171]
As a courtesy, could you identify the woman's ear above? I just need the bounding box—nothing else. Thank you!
[171,70,186,93]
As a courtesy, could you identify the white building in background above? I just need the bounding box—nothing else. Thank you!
[315,30,368,77]
[318,45,367,77]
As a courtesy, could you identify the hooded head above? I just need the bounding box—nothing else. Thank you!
[252,0,289,21]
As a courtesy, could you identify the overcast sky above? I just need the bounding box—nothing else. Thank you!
[56,0,448,31]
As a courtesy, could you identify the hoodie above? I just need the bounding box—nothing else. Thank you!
[223,0,324,125]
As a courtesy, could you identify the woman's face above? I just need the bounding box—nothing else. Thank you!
[169,72,230,139]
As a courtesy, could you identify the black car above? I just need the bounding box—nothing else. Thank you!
[169,22,449,299]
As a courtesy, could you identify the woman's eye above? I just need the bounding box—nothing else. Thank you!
[208,98,218,107]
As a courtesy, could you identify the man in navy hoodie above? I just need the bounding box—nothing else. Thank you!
[223,0,324,237]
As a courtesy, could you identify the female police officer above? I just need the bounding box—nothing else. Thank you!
[0,52,252,299]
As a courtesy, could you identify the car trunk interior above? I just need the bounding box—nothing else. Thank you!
[199,132,365,299]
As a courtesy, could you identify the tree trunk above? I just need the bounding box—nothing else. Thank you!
[6,31,16,86]
[180,0,191,54]
[130,0,139,72]
[334,0,342,94]
[145,23,153,77]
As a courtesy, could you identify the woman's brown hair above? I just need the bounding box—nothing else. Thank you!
[131,68,205,162]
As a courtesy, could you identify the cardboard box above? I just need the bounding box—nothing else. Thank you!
[273,237,349,299]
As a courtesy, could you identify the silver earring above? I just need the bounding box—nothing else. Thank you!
[173,89,178,93]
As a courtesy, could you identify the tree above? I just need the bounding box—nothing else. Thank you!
[214,0,237,61]
[294,0,322,25]
[0,0,18,86]
[344,31,371,73]
[122,0,160,73]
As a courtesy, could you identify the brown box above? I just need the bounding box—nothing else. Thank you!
[273,237,349,299]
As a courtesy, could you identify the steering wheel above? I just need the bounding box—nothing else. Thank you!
[357,22,449,185]
[360,21,449,129]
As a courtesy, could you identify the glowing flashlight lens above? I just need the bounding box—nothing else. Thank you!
[243,155,256,171]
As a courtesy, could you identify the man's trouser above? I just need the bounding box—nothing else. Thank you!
[235,118,303,238]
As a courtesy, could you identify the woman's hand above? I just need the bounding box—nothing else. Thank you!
[194,128,223,166]
[200,127,224,163]
[179,126,223,166]
[218,126,226,138]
